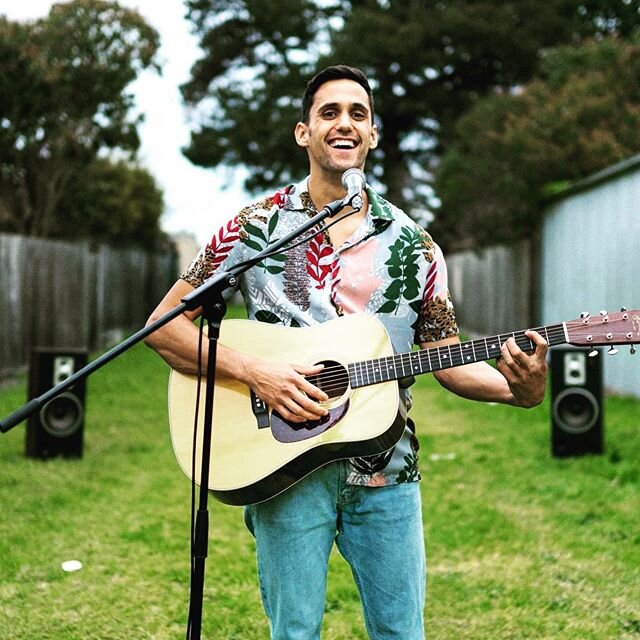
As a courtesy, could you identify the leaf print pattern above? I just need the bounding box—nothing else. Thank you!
[306,233,334,289]
[395,452,420,483]
[181,217,240,285]
[377,225,422,314]
[210,218,240,267]
[242,210,287,275]
[350,449,394,476]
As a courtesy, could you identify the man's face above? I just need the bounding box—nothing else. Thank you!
[295,79,378,178]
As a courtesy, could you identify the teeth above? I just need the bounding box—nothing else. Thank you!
[330,140,356,148]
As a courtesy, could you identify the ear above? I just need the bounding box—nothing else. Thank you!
[294,121,309,148]
[369,124,379,150]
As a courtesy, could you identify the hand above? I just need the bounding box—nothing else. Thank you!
[241,358,329,423]
[496,330,548,408]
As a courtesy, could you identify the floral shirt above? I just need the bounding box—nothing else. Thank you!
[181,177,459,487]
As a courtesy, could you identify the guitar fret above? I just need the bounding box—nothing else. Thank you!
[418,350,428,374]
[372,359,380,383]
[358,360,367,386]
[365,359,373,385]
[463,342,474,363]
[394,354,402,378]
[404,353,414,377]
[450,344,464,368]
[351,361,357,386]
[423,348,432,372]
[384,356,395,382]
[439,344,452,370]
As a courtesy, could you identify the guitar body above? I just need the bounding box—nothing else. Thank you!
[168,314,405,506]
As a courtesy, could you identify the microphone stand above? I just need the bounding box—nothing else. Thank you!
[0,192,358,640]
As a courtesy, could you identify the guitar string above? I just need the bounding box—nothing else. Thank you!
[301,324,632,395]
[306,325,573,395]
[310,328,569,387]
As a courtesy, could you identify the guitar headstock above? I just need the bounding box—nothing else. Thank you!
[566,308,640,353]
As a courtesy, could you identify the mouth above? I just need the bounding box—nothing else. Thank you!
[328,138,358,150]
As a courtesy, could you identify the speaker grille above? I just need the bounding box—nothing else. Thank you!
[550,347,603,457]
[26,349,88,458]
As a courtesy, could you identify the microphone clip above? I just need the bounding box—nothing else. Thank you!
[343,191,364,212]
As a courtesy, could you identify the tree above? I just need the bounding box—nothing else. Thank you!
[55,158,167,249]
[180,0,640,221]
[0,0,161,238]
[433,37,640,249]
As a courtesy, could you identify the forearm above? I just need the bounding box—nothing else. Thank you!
[434,362,515,405]
[144,279,250,381]
[145,310,254,384]
[425,332,547,408]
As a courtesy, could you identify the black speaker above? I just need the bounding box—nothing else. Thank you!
[25,349,88,458]
[550,347,603,457]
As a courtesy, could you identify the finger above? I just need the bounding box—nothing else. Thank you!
[525,330,549,356]
[499,337,518,366]
[292,387,329,416]
[279,392,327,422]
[293,364,329,401]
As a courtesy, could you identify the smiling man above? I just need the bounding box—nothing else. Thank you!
[145,65,548,639]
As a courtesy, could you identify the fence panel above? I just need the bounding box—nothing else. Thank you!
[445,240,535,337]
[0,233,176,380]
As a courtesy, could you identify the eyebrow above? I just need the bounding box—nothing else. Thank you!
[316,101,371,114]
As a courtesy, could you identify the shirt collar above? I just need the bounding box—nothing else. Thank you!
[285,176,396,223]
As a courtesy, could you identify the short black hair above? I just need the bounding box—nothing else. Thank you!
[301,65,374,123]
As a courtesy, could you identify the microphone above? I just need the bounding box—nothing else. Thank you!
[341,168,366,210]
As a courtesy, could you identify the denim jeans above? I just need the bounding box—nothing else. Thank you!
[244,461,426,639]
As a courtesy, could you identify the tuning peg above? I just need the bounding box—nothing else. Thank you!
[588,349,599,357]
[608,346,618,355]
[620,306,627,312]
[631,345,637,355]
[600,310,608,315]
[580,311,590,319]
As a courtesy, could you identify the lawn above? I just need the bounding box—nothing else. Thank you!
[0,324,638,639]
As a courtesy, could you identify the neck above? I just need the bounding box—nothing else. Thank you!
[307,171,344,210]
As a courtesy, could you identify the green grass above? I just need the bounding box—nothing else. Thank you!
[1,325,639,639]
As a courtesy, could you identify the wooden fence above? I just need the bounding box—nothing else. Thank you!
[445,239,538,337]
[0,233,177,380]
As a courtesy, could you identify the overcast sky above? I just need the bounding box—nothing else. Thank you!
[0,0,250,245]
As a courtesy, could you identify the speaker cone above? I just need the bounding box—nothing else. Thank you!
[552,387,599,435]
[39,392,84,438]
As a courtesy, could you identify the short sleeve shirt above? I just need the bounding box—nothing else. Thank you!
[181,177,459,487]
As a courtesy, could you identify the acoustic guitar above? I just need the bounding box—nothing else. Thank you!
[168,309,639,506]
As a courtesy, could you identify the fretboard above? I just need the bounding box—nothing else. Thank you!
[348,323,567,389]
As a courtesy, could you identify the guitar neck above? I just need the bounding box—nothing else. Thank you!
[348,323,567,388]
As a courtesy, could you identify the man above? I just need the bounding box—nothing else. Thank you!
[145,65,548,639]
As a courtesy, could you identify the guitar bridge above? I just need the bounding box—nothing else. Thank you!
[250,391,270,429]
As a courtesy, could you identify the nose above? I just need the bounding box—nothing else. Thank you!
[336,109,353,131]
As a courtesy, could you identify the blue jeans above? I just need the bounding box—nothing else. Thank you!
[244,461,426,639]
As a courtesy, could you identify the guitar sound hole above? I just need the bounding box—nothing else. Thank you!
[307,360,349,402]
[271,360,351,439]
